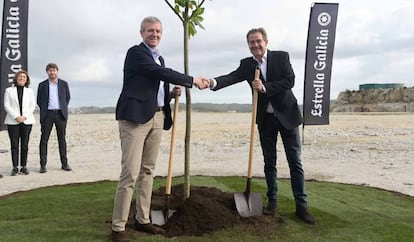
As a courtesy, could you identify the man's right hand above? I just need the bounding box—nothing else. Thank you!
[193,77,210,90]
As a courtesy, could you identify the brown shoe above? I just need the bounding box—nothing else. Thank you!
[295,205,317,225]
[111,230,130,242]
[133,220,166,235]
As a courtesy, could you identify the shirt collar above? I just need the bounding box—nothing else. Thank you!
[142,42,161,60]
[253,50,268,64]
[48,79,58,84]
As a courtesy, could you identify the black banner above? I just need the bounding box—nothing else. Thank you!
[303,3,338,125]
[0,0,29,131]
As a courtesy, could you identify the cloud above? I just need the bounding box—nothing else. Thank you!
[1,0,413,107]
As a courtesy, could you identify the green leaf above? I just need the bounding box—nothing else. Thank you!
[188,22,197,37]
[175,0,187,8]
[192,18,205,30]
[196,7,205,15]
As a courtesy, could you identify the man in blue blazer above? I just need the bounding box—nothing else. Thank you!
[111,16,208,242]
[207,28,316,224]
[37,63,71,173]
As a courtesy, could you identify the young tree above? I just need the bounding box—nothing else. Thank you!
[164,0,208,199]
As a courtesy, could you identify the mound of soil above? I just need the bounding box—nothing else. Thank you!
[127,184,283,237]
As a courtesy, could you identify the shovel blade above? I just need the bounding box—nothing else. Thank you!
[234,192,263,217]
[150,209,176,226]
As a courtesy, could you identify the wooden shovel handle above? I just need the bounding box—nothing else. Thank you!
[166,95,179,195]
[247,67,260,179]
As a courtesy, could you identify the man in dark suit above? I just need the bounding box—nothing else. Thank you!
[206,28,316,224]
[37,63,71,173]
[111,16,208,242]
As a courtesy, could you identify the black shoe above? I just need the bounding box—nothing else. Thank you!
[296,205,317,225]
[263,201,277,215]
[39,166,47,173]
[20,167,29,175]
[0,174,3,178]
[133,220,166,235]
[61,164,72,171]
[11,167,18,176]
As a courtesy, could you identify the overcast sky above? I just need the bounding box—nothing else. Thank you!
[2,0,414,107]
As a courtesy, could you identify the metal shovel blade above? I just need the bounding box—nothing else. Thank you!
[151,209,176,226]
[234,192,263,217]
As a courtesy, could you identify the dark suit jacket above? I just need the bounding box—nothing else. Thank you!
[37,79,71,123]
[116,42,193,130]
[213,50,302,130]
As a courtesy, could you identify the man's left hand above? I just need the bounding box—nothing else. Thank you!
[252,79,264,93]
[170,86,182,98]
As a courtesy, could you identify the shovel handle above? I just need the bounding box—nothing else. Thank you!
[247,67,260,179]
[166,95,179,195]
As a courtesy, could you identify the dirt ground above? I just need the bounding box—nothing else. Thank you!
[126,184,282,237]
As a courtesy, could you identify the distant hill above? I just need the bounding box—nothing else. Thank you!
[183,103,252,113]
[70,102,345,114]
[70,106,115,114]
[331,87,414,112]
[69,103,252,114]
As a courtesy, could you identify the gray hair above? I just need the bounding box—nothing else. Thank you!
[246,27,268,42]
[140,16,162,33]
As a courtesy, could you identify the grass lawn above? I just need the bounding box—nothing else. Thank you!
[0,176,413,242]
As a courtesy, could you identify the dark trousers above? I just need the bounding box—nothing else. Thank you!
[258,113,307,207]
[7,123,32,167]
[39,110,68,166]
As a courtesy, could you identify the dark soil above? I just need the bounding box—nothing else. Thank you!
[127,184,284,237]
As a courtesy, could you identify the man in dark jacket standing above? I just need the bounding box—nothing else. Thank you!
[37,63,71,173]
[111,16,207,242]
[206,28,316,225]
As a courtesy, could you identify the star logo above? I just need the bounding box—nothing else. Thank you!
[317,12,331,26]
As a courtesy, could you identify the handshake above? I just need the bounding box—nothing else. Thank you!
[193,77,212,90]
[170,77,212,98]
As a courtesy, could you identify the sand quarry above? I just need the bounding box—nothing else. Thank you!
[0,112,413,197]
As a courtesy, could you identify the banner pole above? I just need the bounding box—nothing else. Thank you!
[302,123,305,145]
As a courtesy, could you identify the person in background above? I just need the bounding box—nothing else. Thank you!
[110,16,208,242]
[3,70,36,175]
[203,27,316,224]
[37,63,72,173]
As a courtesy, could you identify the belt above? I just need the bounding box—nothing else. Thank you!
[48,109,61,112]
[156,106,163,112]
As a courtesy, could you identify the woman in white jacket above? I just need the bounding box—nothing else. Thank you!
[4,70,36,175]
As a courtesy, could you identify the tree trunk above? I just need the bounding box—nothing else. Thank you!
[183,20,191,200]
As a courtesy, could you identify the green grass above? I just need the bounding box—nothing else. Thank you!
[0,176,413,242]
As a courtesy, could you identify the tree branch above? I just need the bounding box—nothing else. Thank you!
[189,0,206,19]
[164,0,184,22]
[198,0,206,8]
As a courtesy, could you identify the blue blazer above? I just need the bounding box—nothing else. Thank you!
[116,42,193,130]
[213,50,302,130]
[37,79,71,123]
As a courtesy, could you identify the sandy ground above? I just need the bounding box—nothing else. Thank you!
[1,112,413,197]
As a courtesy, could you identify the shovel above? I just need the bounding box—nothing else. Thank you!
[151,95,180,226]
[234,66,263,217]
